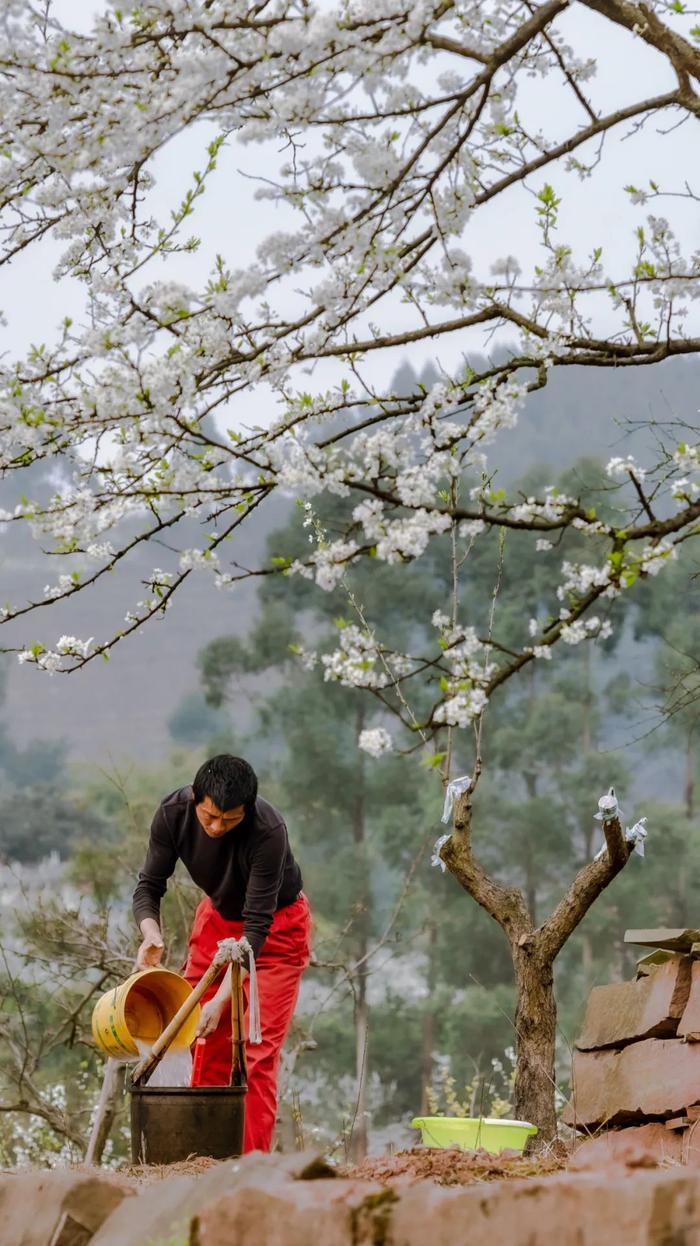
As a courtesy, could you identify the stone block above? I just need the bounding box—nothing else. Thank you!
[576,955,691,1050]
[563,1038,700,1130]
[679,961,700,1039]
[625,928,700,953]
[390,1168,700,1246]
[0,1170,133,1246]
[91,1174,195,1246]
[22,1161,700,1246]
[92,1151,344,1246]
[571,1122,700,1171]
[197,1176,390,1246]
[570,1123,684,1169]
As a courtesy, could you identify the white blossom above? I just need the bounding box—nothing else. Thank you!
[560,616,612,645]
[358,726,394,757]
[320,625,391,689]
[458,519,486,539]
[673,443,699,474]
[434,686,488,726]
[557,560,611,599]
[639,540,677,576]
[179,549,220,572]
[606,455,646,483]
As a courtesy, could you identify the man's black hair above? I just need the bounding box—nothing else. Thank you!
[192,755,258,812]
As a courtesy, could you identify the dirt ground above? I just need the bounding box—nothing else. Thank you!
[341,1144,568,1186]
[118,1144,568,1188]
[120,1155,220,1184]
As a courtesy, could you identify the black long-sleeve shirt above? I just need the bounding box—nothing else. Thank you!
[132,786,303,958]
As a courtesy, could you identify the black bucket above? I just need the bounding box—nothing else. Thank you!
[130,1085,246,1164]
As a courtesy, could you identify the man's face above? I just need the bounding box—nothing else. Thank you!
[195,796,246,838]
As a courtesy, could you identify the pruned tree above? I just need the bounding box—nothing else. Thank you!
[441,780,637,1139]
[1,0,699,1139]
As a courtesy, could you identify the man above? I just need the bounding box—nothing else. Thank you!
[133,754,311,1153]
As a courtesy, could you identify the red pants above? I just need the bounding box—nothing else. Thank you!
[184,894,311,1153]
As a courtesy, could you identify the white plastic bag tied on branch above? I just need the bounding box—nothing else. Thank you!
[430,777,471,871]
[593,788,648,860]
[441,776,472,824]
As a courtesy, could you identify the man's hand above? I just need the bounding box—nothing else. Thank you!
[195,996,227,1039]
[135,918,164,970]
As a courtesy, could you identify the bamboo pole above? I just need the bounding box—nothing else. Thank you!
[230,962,247,1087]
[230,964,240,1086]
[237,968,247,1082]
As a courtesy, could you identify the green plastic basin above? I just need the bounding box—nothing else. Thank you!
[410,1116,537,1154]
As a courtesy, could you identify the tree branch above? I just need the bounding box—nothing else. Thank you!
[441,784,532,940]
[537,815,630,961]
[583,0,700,92]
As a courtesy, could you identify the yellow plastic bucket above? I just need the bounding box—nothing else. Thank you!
[91,968,200,1059]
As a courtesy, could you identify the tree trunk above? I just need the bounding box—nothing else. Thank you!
[511,944,557,1143]
[685,732,695,820]
[349,702,370,1162]
[420,920,438,1113]
[350,971,369,1161]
